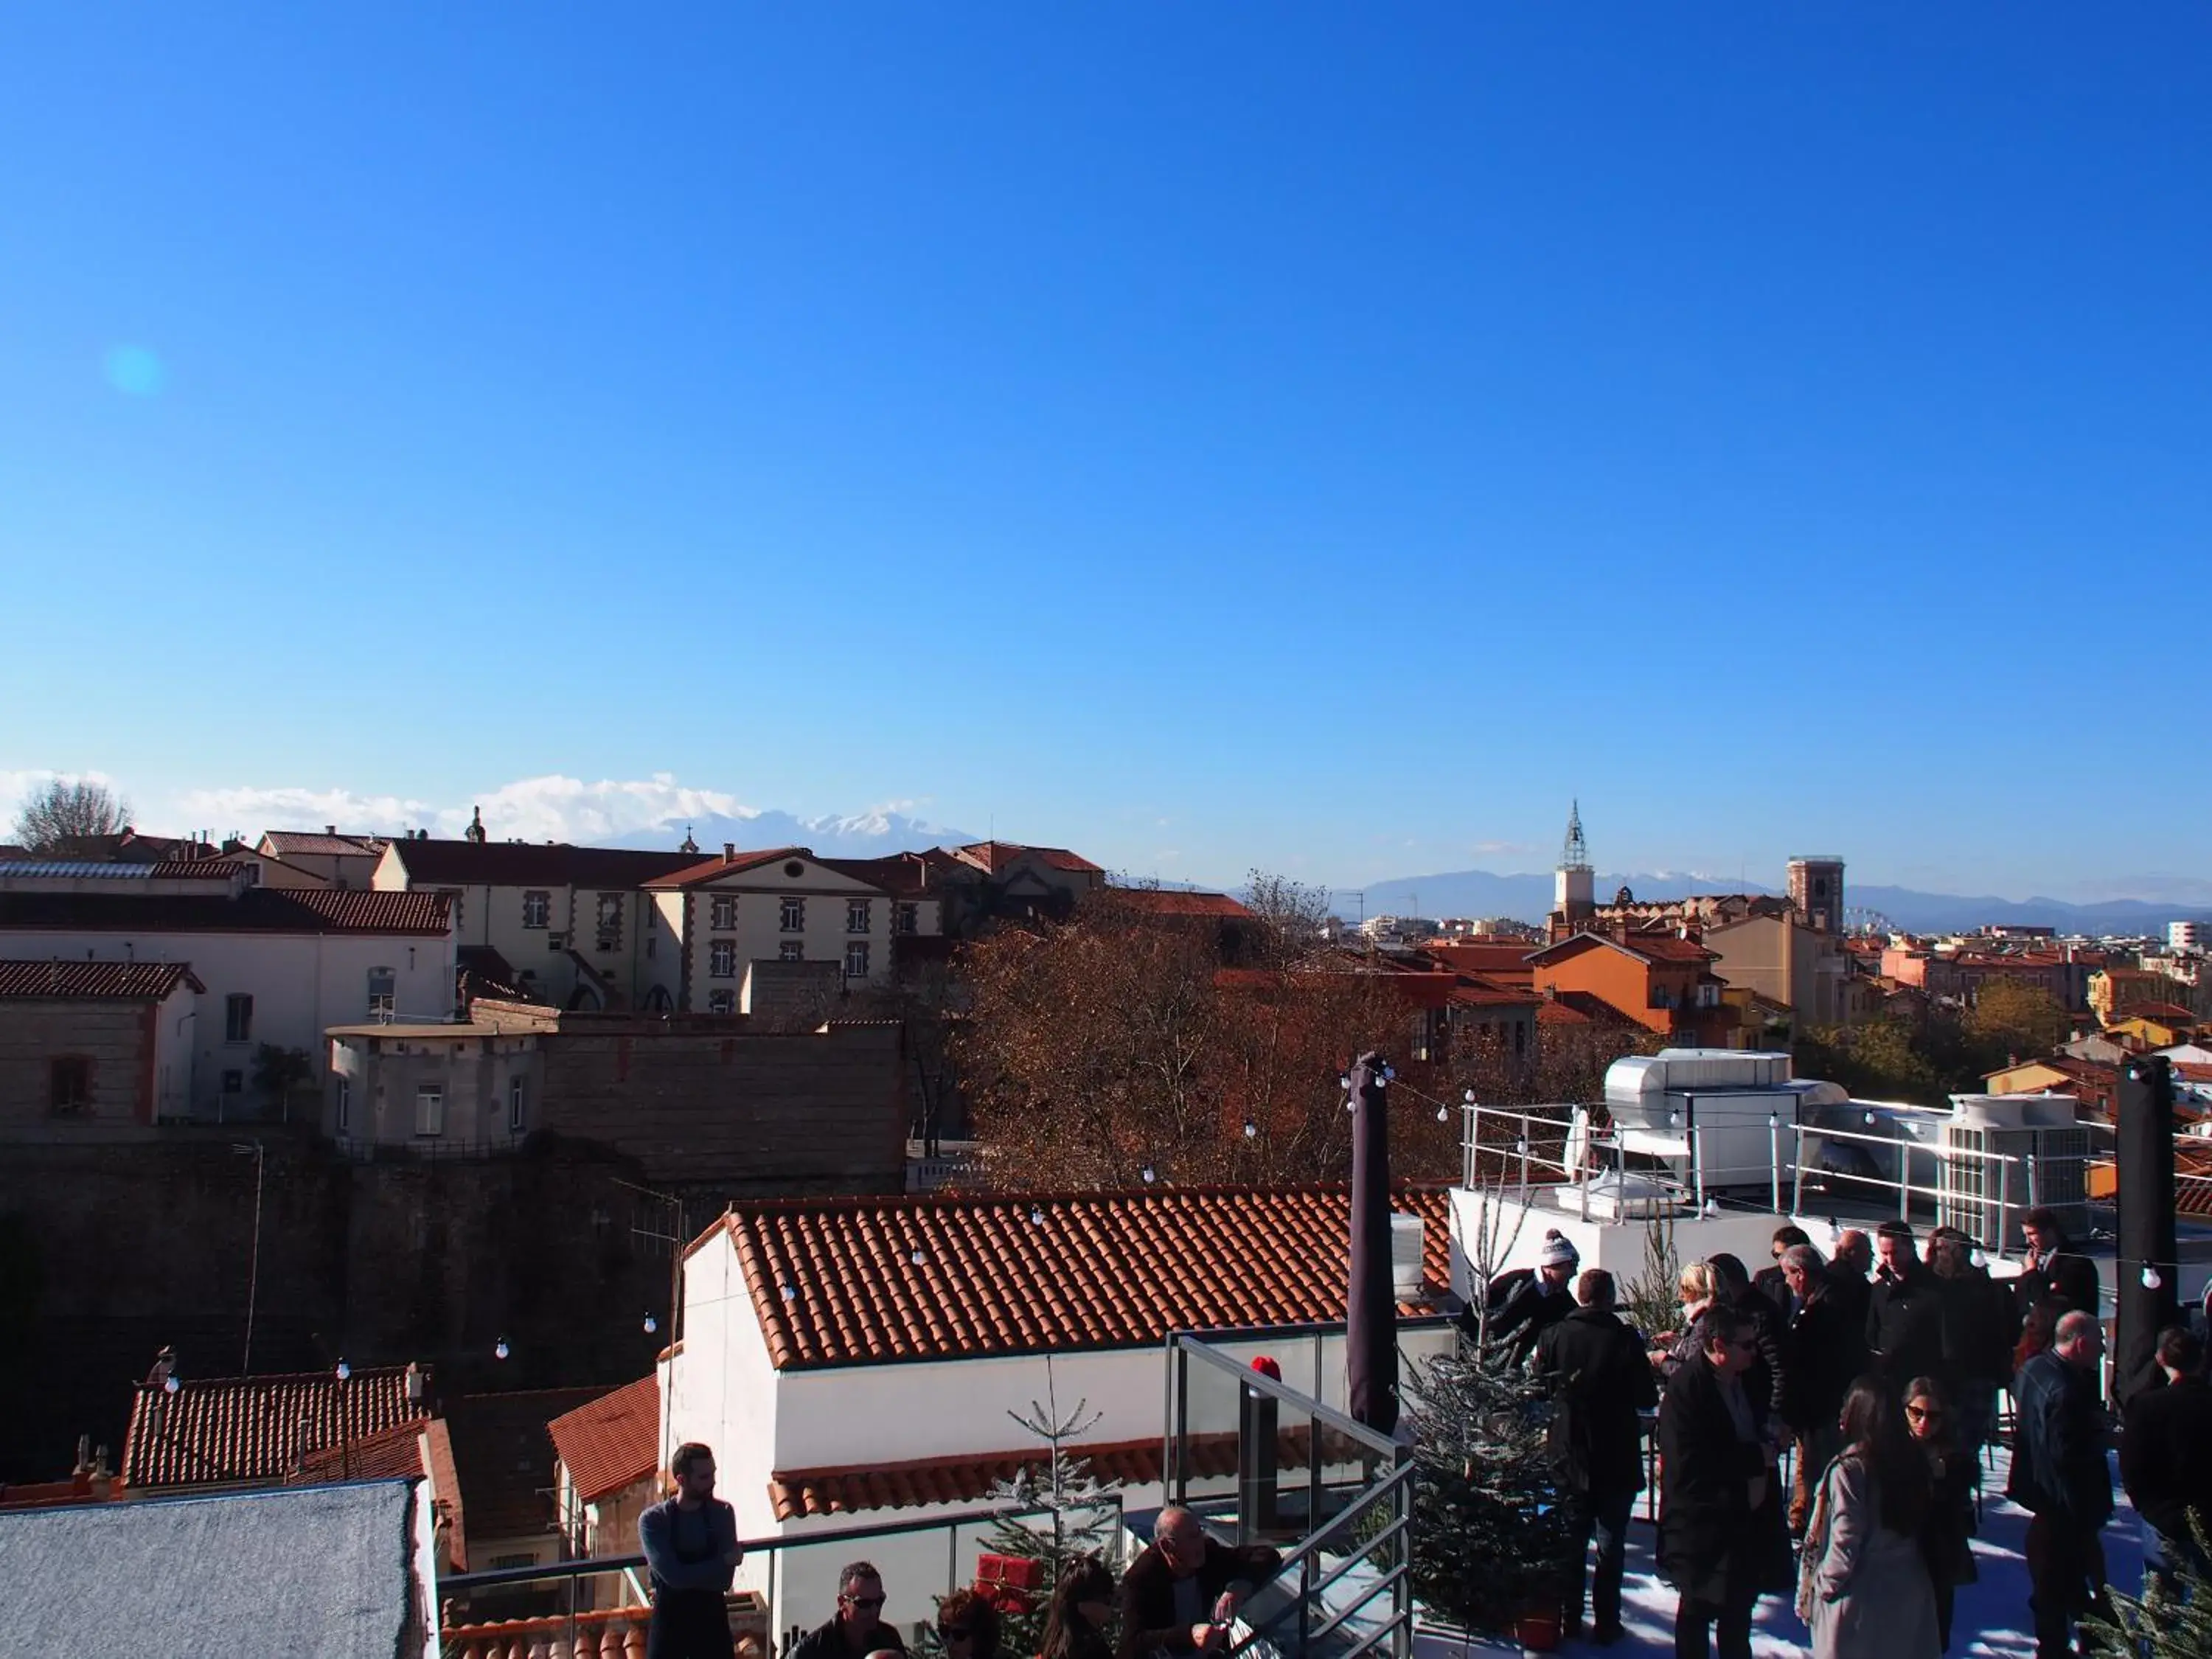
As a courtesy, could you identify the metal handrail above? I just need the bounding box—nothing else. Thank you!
[1166,1326,1416,1659]
[439,1496,1116,1594]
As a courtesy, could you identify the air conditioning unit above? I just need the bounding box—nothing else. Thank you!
[1937,1112,2090,1250]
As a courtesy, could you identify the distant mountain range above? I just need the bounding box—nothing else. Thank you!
[1341,869,2212,936]
[611,809,978,861]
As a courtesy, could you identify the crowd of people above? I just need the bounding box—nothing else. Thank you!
[632,1203,2208,1659]
[1520,1207,2212,1659]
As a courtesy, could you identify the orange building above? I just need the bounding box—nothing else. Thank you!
[1524,928,1739,1046]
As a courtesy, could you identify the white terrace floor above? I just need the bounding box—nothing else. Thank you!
[1407,1445,2143,1659]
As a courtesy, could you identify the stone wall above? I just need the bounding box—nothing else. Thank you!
[0,1001,152,1136]
[535,1018,906,1199]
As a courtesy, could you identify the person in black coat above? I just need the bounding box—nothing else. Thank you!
[2008,1311,2115,1659]
[1534,1268,1660,1644]
[1659,1307,1775,1659]
[1930,1225,2019,1467]
[2121,1325,2212,1589]
[1117,1507,1281,1659]
[1905,1376,1980,1652]
[1827,1229,1874,1335]
[1866,1220,1948,1388]
[1779,1243,1866,1536]
[2014,1206,2103,1326]
[1751,1225,1810,1317]
[1477,1230,1581,1366]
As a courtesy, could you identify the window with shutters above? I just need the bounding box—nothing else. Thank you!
[844,942,870,979]
[846,900,871,934]
[49,1057,91,1115]
[779,897,804,933]
[367,967,396,1020]
[523,890,551,928]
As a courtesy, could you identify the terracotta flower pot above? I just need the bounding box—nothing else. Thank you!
[1514,1603,1565,1653]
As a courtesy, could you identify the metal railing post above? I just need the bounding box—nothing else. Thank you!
[1770,1116,1781,1216]
[1791,1127,1807,1217]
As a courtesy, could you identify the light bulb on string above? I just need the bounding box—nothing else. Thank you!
[2143,1265,2165,1290]
[1463,1088,1475,1104]
[494,1337,510,1362]
[1029,1206,1046,1227]
[1436,1106,1449,1123]
[643,1312,658,1335]
[1242,1120,1257,1140]
[1141,1164,1156,1184]
[779,1283,796,1303]
[335,1360,352,1382]
[163,1373,181,1395]
[910,1248,927,1266]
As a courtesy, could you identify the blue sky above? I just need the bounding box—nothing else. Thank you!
[3,5,2207,900]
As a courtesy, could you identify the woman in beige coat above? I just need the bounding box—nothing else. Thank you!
[1798,1377,1943,1659]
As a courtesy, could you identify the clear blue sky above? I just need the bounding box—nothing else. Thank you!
[3,5,2207,900]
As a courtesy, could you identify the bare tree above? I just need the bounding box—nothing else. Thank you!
[1239,869,1333,967]
[10,778,131,852]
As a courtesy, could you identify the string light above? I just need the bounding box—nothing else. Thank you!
[163,1372,181,1395]
[910,1248,928,1266]
[335,1360,352,1382]
[1141,1164,1157,1184]
[779,1283,796,1303]
[1463,1088,1475,1104]
[1242,1120,1257,1139]
[494,1337,510,1361]
[2143,1266,2165,1290]
[1029,1206,1046,1227]
[1436,1106,1449,1123]
[643,1313,659,1335]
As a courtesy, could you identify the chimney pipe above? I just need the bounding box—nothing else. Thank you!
[724,843,737,863]
[327,825,336,836]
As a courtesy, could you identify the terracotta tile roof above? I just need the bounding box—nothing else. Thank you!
[1107,888,1256,919]
[546,1376,659,1503]
[122,1366,428,1489]
[644,848,810,888]
[0,888,451,936]
[260,831,386,857]
[1538,990,1641,1028]
[718,1185,1454,1371]
[144,859,247,880]
[2123,1002,2199,1023]
[0,960,204,1000]
[446,1386,611,1541]
[1527,931,1714,967]
[383,838,705,890]
[956,841,1103,876]
[287,1417,431,1484]
[768,1428,1324,1521]
[822,852,941,899]
[443,1608,668,1659]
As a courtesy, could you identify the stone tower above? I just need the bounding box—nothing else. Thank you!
[1787,855,1844,933]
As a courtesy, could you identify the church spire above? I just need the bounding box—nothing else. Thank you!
[1561,799,1590,871]
[465,805,487,845]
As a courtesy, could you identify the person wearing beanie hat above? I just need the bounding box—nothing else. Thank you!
[1472,1228,1582,1367]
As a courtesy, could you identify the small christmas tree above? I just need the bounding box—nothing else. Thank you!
[2084,1514,2212,1659]
[967,1360,1124,1656]
[1402,1346,1578,1636]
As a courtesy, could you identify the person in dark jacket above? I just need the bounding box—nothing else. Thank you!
[1660,1308,1776,1659]
[934,1588,1003,1659]
[2014,1207,2102,1326]
[1905,1377,1978,1652]
[2008,1310,2114,1659]
[1781,1243,1867,1536]
[789,1562,907,1659]
[1828,1231,1874,1335]
[1866,1221,1947,1388]
[1929,1226,2017,1470]
[1535,1268,1660,1644]
[1707,1253,1790,1430]
[1117,1506,1281,1659]
[1753,1225,1811,1316]
[2121,1325,2212,1590]
[639,1443,742,1659]
[1480,1230,1581,1366]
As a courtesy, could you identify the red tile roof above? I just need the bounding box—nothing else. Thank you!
[383,838,705,889]
[956,841,1103,875]
[0,888,452,936]
[0,960,204,1000]
[822,852,942,900]
[644,849,810,888]
[260,831,387,857]
[1109,888,1256,919]
[122,1366,429,1489]
[1420,944,1540,983]
[287,1417,431,1484]
[717,1185,1454,1371]
[145,860,248,880]
[1527,931,1714,967]
[546,1376,659,1503]
[2121,1002,2199,1024]
[768,1430,1297,1521]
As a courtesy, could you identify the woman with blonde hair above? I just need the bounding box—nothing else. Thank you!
[1652,1261,1720,1376]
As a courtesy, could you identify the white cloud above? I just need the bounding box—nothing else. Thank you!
[172,784,440,836]
[453,774,757,843]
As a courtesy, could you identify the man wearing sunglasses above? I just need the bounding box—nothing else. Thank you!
[791,1562,907,1659]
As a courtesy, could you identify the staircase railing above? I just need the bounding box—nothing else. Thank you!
[1163,1329,1417,1659]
